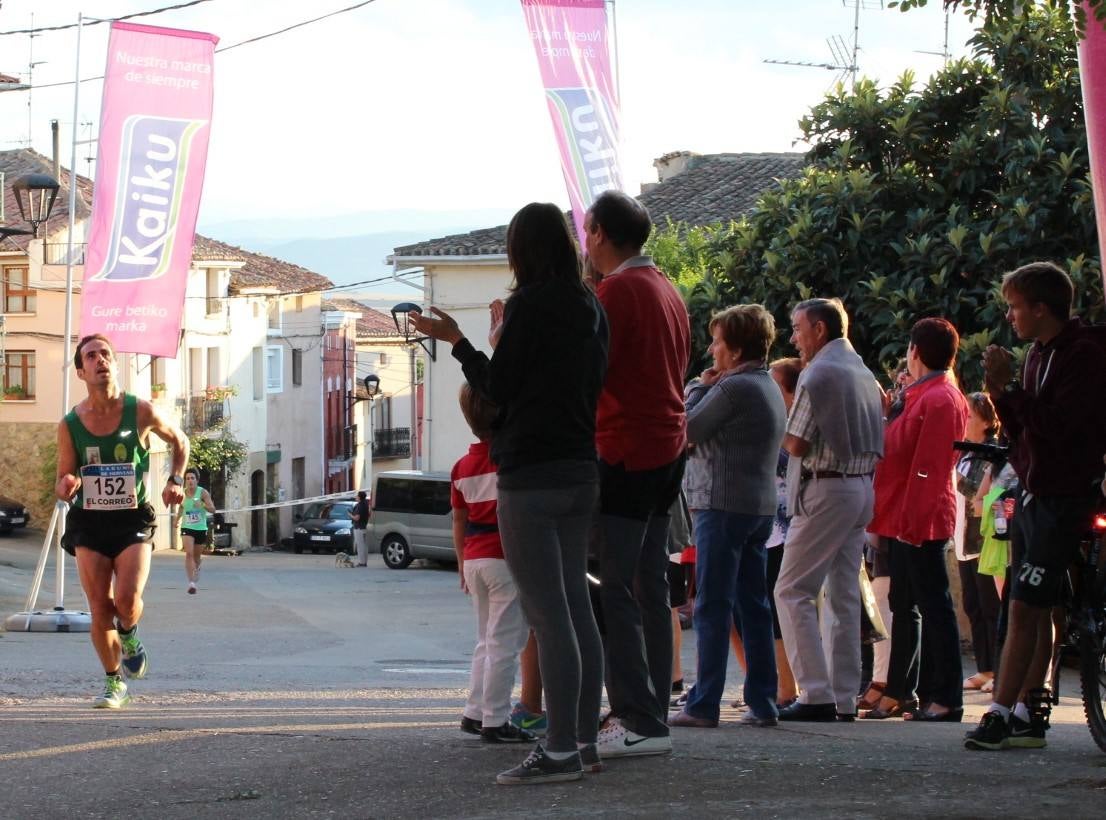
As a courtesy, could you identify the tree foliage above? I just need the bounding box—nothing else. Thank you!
[674,3,1103,386]
[188,429,248,479]
[890,0,1106,38]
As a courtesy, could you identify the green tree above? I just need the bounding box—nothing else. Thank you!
[890,0,1106,38]
[685,3,1103,386]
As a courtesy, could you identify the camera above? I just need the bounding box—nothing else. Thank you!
[952,440,1009,466]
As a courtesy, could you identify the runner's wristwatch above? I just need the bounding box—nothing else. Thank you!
[168,474,184,486]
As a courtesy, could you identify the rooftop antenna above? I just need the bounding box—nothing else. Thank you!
[914,10,952,63]
[27,12,47,146]
[764,0,884,89]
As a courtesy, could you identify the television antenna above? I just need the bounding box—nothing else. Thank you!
[915,10,952,63]
[764,0,884,89]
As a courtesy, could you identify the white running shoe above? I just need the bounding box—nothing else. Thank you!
[595,716,671,758]
[187,582,197,595]
[92,675,131,709]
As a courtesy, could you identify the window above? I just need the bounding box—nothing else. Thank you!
[292,457,305,500]
[205,269,222,315]
[252,347,263,400]
[265,345,283,393]
[188,348,203,395]
[207,347,220,387]
[149,355,166,392]
[3,266,35,313]
[295,295,303,312]
[292,348,303,386]
[372,395,392,429]
[3,351,35,398]
[379,352,389,367]
[267,300,282,335]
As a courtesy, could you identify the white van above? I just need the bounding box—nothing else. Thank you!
[369,470,455,569]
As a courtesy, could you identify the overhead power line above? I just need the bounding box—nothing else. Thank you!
[0,0,213,36]
[15,0,381,90]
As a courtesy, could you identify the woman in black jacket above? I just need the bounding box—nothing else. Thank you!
[413,202,609,785]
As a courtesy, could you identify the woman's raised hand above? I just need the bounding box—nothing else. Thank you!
[488,299,506,349]
[410,306,464,346]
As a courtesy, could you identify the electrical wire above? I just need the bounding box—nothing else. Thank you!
[19,0,382,89]
[0,0,213,35]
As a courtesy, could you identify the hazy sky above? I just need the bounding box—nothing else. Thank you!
[0,0,974,227]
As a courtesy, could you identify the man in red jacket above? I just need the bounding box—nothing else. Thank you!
[585,191,691,758]
[967,261,1106,751]
[865,318,968,722]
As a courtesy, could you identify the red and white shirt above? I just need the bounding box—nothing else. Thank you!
[450,441,504,561]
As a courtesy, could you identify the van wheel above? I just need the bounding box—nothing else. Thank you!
[381,535,413,570]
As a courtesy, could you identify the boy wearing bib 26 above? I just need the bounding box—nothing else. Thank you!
[56,334,189,709]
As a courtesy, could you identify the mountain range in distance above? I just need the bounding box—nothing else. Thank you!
[198,207,514,294]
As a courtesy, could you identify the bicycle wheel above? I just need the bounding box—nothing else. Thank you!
[1079,624,1106,753]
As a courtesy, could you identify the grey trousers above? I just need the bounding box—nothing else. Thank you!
[774,475,874,711]
[497,481,604,753]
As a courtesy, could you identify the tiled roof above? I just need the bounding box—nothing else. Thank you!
[194,235,333,294]
[640,152,805,226]
[391,151,806,259]
[0,148,93,252]
[323,297,402,338]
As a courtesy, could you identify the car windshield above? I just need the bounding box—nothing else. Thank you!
[302,502,353,521]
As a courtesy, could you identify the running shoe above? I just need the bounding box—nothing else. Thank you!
[92,675,131,709]
[1007,714,1047,749]
[510,702,548,736]
[118,625,148,679]
[460,716,483,737]
[595,716,671,758]
[497,745,582,785]
[187,582,197,595]
[481,721,537,744]
[964,710,1010,751]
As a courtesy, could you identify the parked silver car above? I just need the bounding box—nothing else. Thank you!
[369,470,454,569]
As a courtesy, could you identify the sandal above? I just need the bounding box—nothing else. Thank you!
[963,672,993,690]
[904,705,963,723]
[861,697,918,720]
[857,682,886,711]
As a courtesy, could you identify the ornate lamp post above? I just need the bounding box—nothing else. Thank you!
[0,172,60,241]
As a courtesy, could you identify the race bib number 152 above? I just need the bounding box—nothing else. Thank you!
[80,463,138,510]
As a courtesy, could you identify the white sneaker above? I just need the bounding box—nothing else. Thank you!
[187,582,197,595]
[595,716,671,758]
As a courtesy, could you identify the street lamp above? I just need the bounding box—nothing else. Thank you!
[13,173,60,237]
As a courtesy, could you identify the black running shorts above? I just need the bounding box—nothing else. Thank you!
[182,527,208,546]
[62,503,156,559]
[1009,493,1096,608]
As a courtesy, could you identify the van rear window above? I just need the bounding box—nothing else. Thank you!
[374,478,450,515]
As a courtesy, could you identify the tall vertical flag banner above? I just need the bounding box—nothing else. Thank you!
[1078,5,1106,291]
[522,0,622,243]
[80,22,217,357]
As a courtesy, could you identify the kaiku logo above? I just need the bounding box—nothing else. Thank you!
[545,87,622,205]
[90,114,207,281]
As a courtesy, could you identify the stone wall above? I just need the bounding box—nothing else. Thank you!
[0,421,56,529]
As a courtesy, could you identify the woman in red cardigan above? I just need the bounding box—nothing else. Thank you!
[863,318,970,722]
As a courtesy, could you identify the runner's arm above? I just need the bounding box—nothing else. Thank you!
[55,420,80,502]
[201,489,216,514]
[138,399,189,506]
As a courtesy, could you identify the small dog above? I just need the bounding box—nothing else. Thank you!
[334,552,355,568]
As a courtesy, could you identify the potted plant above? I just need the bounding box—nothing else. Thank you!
[151,383,166,400]
[3,384,26,400]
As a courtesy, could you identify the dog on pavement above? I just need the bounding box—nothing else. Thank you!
[334,552,355,568]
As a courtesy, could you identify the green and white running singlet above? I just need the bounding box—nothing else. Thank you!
[64,393,150,511]
[182,487,208,532]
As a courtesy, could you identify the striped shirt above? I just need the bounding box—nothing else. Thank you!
[787,385,880,476]
[450,441,504,561]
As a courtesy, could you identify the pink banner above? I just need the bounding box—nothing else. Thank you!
[1078,5,1106,292]
[522,0,622,243]
[80,22,217,358]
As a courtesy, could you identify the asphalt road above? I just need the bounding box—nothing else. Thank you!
[2,527,1106,819]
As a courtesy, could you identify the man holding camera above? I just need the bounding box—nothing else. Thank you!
[966,261,1106,750]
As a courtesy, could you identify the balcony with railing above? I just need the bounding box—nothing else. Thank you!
[183,395,227,433]
[372,427,411,460]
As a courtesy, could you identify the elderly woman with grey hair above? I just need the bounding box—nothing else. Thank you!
[669,304,788,728]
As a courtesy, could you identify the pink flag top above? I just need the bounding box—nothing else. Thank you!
[1078,5,1106,291]
[521,0,622,244]
[79,22,217,358]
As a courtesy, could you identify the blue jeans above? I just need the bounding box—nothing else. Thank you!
[686,509,777,721]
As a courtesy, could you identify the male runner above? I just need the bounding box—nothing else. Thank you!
[57,334,188,708]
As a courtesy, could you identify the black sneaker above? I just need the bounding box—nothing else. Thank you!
[579,742,604,773]
[1008,714,1047,749]
[497,745,583,785]
[964,710,1010,751]
[460,716,483,737]
[481,721,537,743]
